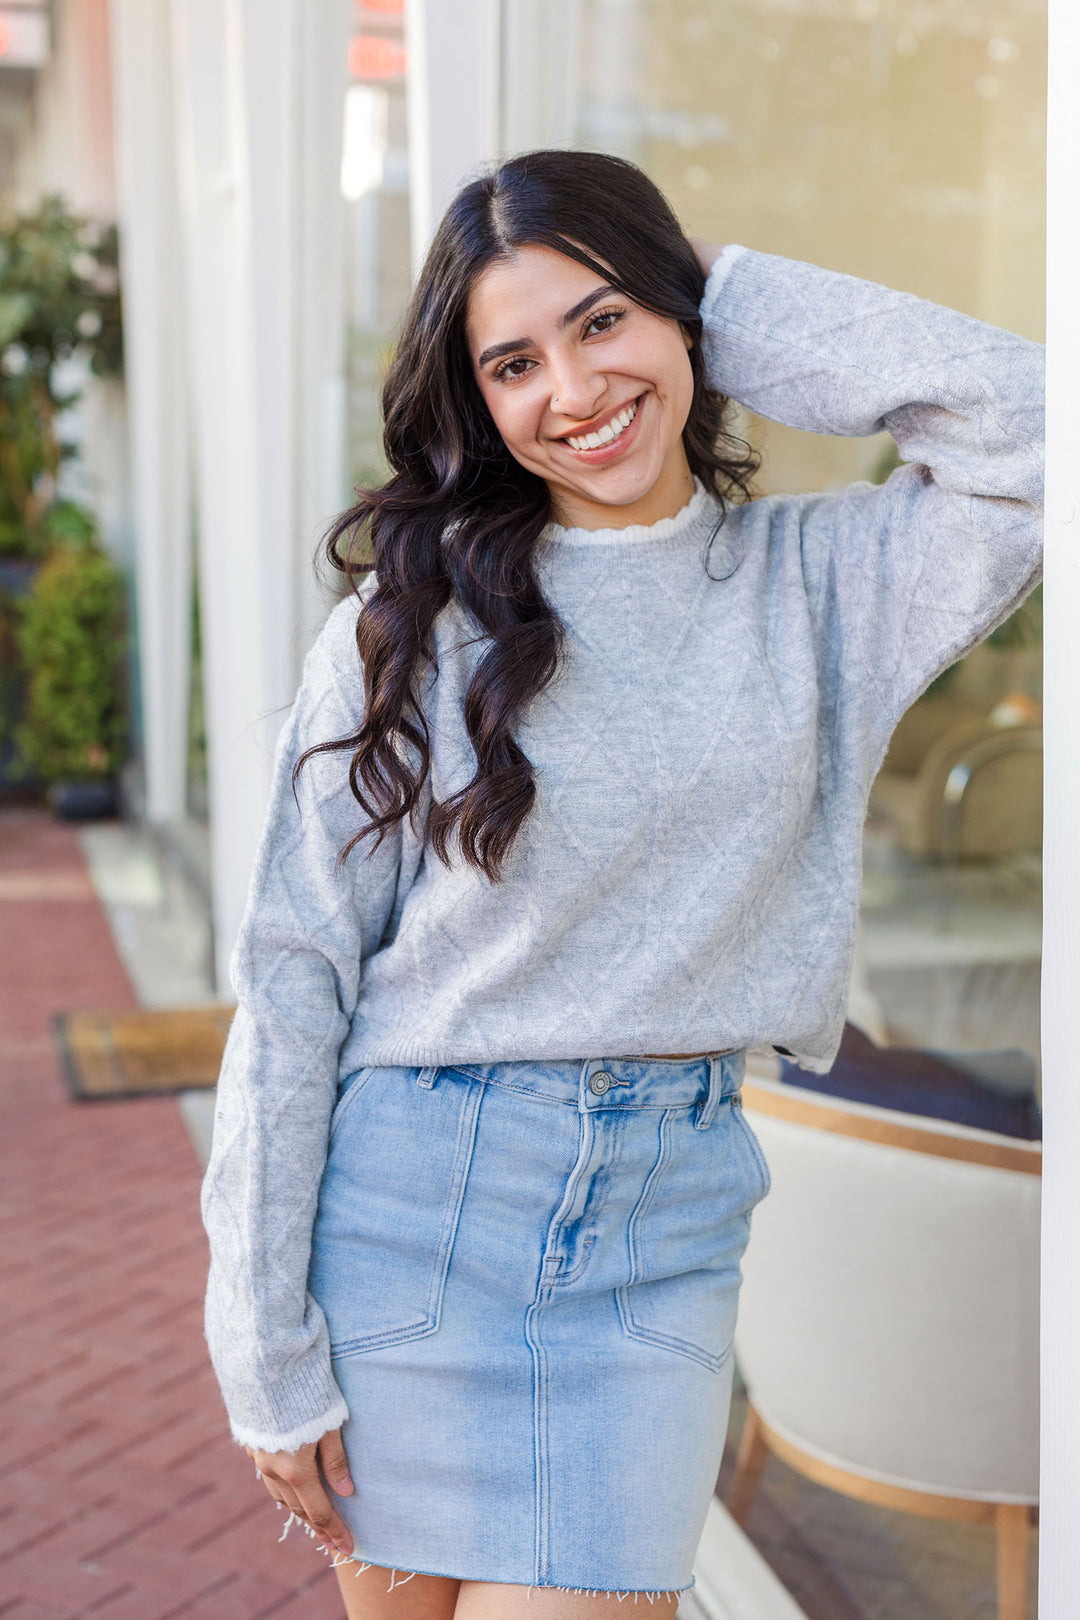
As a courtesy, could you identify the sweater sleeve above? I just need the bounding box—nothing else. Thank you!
[699,245,1044,738]
[201,591,404,1454]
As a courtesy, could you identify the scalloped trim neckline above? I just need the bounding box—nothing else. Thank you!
[544,480,715,546]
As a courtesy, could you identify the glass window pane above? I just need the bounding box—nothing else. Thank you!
[568,5,1044,1612]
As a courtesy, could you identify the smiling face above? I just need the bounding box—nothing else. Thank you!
[467,244,697,531]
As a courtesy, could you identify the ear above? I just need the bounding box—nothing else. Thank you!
[681,325,694,352]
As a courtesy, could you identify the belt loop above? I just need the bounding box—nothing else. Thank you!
[694,1056,724,1130]
[416,1066,439,1089]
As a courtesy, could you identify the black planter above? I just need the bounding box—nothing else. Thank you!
[0,558,41,598]
[48,778,119,821]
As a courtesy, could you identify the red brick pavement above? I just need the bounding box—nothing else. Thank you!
[0,811,344,1619]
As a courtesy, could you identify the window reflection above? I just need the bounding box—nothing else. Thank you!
[572,0,1045,1062]
[570,4,1045,1615]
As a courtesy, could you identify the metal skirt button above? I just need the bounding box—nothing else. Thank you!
[589,1070,614,1095]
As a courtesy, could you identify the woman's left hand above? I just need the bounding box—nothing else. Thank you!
[246,1428,355,1555]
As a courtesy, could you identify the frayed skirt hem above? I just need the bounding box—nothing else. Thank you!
[280,1510,693,1599]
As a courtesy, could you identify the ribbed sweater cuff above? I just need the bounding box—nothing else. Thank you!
[223,1356,349,1456]
[700,242,749,319]
[229,1395,350,1456]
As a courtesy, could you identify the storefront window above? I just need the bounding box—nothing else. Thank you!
[573,0,1045,490]
[569,4,1045,1612]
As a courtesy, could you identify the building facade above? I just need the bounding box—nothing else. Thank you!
[0,6,1076,1607]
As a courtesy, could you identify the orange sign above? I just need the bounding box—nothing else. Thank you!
[348,34,407,81]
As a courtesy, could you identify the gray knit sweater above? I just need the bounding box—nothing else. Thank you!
[202,245,1043,1452]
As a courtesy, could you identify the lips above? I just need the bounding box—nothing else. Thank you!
[563,398,639,452]
[557,393,646,465]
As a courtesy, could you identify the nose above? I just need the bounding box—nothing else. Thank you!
[547,349,605,425]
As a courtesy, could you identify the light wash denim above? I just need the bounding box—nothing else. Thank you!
[203,248,1042,1459]
[306,1049,769,1594]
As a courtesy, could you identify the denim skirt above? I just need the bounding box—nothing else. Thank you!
[307,1050,770,1595]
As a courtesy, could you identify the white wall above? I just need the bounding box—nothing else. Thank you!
[1040,1,1080,1612]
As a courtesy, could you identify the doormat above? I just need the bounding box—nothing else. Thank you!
[54,1004,235,1100]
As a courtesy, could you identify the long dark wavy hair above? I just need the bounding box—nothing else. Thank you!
[299,149,758,879]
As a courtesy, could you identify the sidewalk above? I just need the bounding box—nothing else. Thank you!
[0,806,1032,1620]
[0,809,342,1620]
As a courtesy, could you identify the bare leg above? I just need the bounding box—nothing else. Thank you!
[454,1582,681,1618]
[335,1562,461,1620]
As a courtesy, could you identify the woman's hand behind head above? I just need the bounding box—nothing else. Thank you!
[688,237,724,278]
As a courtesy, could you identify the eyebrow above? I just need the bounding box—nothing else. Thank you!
[476,284,616,369]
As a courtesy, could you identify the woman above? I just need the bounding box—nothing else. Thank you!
[201,150,1043,1618]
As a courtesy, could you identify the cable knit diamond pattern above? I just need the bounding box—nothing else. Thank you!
[203,246,1043,1451]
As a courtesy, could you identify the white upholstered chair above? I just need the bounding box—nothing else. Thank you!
[729,1056,1040,1620]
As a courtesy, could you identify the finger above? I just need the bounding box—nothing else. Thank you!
[295,1475,353,1556]
[260,1478,306,1539]
[319,1428,355,1497]
[277,1482,306,1521]
[689,236,723,275]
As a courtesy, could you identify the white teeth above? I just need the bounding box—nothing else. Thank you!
[565,399,638,453]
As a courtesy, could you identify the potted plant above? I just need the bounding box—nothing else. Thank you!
[15,510,126,818]
[0,194,122,792]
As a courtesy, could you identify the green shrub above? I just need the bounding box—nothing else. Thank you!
[16,537,126,782]
[0,195,122,558]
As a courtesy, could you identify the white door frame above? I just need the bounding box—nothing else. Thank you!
[107,0,192,825]
[164,0,350,984]
[1040,1,1079,1614]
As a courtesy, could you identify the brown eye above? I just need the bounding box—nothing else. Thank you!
[493,355,535,382]
[583,307,626,338]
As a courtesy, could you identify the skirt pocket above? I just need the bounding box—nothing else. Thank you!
[616,1101,765,1372]
[309,1065,484,1359]
[731,1093,772,1201]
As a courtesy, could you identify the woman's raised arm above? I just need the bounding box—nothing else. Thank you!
[695,242,1043,737]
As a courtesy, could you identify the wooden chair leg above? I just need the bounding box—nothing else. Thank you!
[727,1403,770,1526]
[995,1503,1030,1620]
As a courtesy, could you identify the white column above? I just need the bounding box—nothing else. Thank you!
[169,0,278,982]
[108,0,191,824]
[499,0,581,157]
[294,0,353,653]
[1040,1,1080,1615]
[169,0,349,986]
[404,0,501,275]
